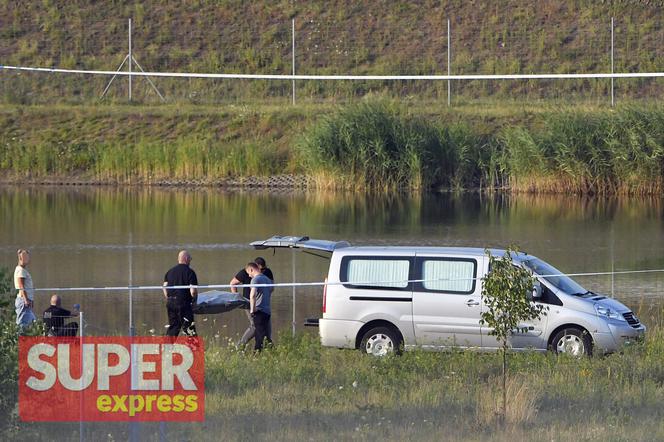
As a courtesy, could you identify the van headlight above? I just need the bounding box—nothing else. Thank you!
[594,304,626,321]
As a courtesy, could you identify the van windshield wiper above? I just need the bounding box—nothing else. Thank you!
[571,291,593,297]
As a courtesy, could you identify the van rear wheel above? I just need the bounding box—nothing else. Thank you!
[360,326,402,356]
[550,327,592,357]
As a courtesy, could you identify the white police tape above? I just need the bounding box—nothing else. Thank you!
[2,64,664,81]
[30,268,664,293]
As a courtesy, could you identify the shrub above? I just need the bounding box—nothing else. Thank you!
[297,99,451,190]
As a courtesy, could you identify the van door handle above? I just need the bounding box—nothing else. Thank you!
[466,299,480,306]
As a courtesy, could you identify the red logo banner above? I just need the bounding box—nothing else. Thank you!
[19,336,205,422]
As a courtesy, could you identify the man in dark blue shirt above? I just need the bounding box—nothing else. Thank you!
[231,257,274,348]
[246,262,273,351]
[43,295,79,336]
[162,250,198,337]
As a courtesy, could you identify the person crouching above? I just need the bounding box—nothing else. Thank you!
[43,295,79,337]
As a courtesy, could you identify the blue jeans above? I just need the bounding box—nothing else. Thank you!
[15,296,36,331]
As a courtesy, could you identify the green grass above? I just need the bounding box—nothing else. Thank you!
[296,100,455,190]
[198,322,664,441]
[1,101,664,193]
[499,105,664,193]
[0,103,298,183]
[0,0,662,104]
[297,100,664,192]
[9,321,664,441]
[2,264,664,440]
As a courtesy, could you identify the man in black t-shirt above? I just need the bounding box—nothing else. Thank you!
[43,295,79,336]
[230,257,274,347]
[162,250,198,337]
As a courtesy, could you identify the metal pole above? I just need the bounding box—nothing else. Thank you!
[611,226,615,297]
[291,249,296,336]
[128,231,139,442]
[129,231,134,336]
[100,54,129,99]
[128,18,132,102]
[132,56,166,102]
[292,18,296,105]
[611,17,614,107]
[447,19,451,107]
[79,311,84,442]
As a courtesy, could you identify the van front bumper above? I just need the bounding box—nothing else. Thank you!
[319,318,364,349]
[593,322,646,353]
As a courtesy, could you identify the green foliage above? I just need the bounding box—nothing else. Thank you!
[0,268,19,434]
[481,247,547,349]
[0,268,44,437]
[480,246,548,424]
[1,103,664,193]
[0,268,11,300]
[297,99,451,189]
[500,106,664,193]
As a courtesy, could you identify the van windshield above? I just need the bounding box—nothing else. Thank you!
[521,257,587,295]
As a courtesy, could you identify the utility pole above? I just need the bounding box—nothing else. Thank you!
[100,18,165,102]
[447,18,451,107]
[611,17,615,107]
[292,18,296,105]
[128,18,132,101]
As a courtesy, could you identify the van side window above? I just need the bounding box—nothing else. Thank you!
[419,258,477,294]
[341,257,411,290]
[540,284,563,306]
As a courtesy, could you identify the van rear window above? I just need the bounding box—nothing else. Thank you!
[341,257,411,290]
[420,258,476,294]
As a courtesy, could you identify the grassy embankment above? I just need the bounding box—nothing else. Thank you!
[1,101,663,194]
[0,0,662,104]
[8,312,664,441]
[1,0,662,193]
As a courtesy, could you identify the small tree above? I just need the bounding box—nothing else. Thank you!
[480,247,547,425]
[0,267,19,435]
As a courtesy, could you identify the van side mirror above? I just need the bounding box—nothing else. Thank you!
[531,281,543,300]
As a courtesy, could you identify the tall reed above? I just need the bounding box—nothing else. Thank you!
[500,106,664,194]
[2,103,663,194]
[297,99,458,190]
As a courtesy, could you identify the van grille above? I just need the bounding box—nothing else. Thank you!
[622,312,640,328]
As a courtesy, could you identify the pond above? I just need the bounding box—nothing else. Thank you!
[2,186,663,342]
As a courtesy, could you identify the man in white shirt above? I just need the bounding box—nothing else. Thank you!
[15,249,36,332]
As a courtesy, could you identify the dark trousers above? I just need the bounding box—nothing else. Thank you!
[60,322,79,337]
[47,322,78,337]
[166,297,197,337]
[253,311,272,351]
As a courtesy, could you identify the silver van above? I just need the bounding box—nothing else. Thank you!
[252,236,646,356]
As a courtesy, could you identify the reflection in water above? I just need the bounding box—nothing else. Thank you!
[1,186,663,340]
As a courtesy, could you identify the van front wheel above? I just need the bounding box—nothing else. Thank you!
[550,327,592,357]
[360,326,402,356]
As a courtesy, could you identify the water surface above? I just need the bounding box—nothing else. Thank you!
[2,186,663,341]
